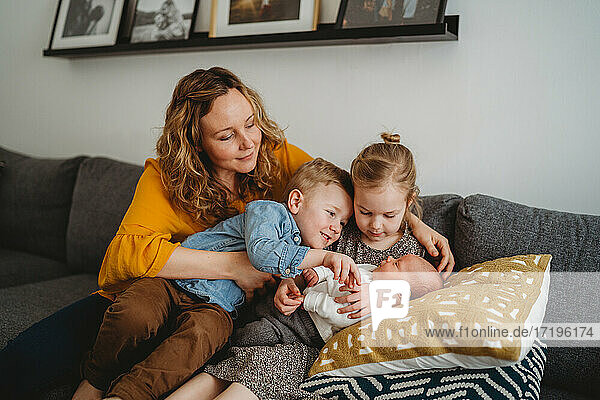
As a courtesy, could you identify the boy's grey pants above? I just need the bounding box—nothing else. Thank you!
[232,295,324,349]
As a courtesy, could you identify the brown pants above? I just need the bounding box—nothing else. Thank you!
[81,278,233,400]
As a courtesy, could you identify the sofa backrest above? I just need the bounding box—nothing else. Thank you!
[66,157,143,274]
[454,194,600,273]
[0,146,85,262]
[419,194,463,251]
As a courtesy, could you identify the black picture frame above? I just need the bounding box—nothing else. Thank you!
[49,0,126,49]
[130,0,199,43]
[336,0,447,29]
[117,0,138,42]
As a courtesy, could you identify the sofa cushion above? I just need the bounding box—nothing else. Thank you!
[540,385,595,400]
[309,254,551,377]
[0,273,98,349]
[0,147,85,262]
[0,248,71,289]
[541,347,598,398]
[66,157,143,274]
[420,194,462,249]
[454,194,600,398]
[302,340,547,400]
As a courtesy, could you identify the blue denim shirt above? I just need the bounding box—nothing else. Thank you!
[173,200,309,313]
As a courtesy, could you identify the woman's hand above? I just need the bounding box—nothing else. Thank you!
[409,215,455,280]
[334,283,370,319]
[234,254,276,302]
[274,278,304,315]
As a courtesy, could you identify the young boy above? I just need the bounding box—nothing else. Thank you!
[80,158,359,400]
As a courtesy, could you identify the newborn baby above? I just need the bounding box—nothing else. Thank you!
[303,254,443,341]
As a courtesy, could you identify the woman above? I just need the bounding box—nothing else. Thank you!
[0,67,453,399]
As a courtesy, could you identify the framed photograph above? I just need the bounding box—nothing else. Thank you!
[209,0,320,38]
[336,0,447,29]
[130,0,198,43]
[50,0,125,49]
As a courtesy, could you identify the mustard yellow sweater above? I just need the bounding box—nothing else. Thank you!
[97,141,312,299]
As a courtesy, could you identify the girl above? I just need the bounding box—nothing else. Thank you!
[169,133,453,400]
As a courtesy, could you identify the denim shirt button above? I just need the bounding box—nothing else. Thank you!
[293,235,300,243]
[285,268,291,275]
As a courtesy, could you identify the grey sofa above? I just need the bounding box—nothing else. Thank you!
[0,146,598,399]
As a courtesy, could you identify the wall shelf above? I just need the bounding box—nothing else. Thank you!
[43,15,458,58]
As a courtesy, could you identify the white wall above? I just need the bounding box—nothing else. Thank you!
[1,0,599,215]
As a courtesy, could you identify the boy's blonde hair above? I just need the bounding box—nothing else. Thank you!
[282,158,353,203]
[351,133,422,223]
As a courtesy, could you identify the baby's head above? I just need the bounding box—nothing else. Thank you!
[283,158,354,249]
[351,133,422,245]
[374,254,443,299]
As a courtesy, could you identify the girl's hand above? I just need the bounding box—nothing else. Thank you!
[410,217,455,280]
[322,251,361,288]
[234,254,276,302]
[302,269,319,287]
[334,283,371,319]
[274,278,304,315]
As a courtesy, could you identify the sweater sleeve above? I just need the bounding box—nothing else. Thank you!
[97,141,311,297]
[97,159,196,296]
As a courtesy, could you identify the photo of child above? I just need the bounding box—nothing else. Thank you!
[130,0,195,43]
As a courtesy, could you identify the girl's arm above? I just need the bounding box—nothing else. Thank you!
[406,212,455,279]
[334,284,371,319]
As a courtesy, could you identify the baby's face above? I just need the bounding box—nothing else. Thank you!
[375,257,402,274]
[374,255,443,298]
[291,183,353,249]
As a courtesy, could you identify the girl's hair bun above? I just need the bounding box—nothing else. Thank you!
[380,132,402,144]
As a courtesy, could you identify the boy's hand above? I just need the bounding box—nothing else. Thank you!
[302,268,319,287]
[274,278,303,316]
[322,251,361,288]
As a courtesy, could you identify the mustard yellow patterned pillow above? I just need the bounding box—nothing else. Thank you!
[309,254,551,377]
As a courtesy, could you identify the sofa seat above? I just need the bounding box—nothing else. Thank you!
[0,248,71,289]
[0,274,98,349]
[539,385,594,400]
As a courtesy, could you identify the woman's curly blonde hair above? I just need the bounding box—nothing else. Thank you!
[156,67,285,227]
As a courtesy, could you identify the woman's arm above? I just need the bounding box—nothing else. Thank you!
[406,212,455,279]
[159,247,275,301]
[98,159,274,297]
